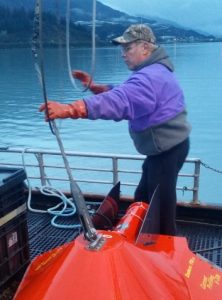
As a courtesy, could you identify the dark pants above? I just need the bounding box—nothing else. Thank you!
[134,138,190,235]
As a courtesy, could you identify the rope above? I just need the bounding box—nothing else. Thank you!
[22,149,81,229]
[66,0,79,89]
[40,186,81,229]
[65,0,97,91]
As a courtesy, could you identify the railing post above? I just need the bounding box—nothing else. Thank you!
[35,153,47,186]
[192,159,201,204]
[112,157,118,185]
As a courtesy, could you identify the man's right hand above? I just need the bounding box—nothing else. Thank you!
[72,70,110,94]
[72,70,91,87]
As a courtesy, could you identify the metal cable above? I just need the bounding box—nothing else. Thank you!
[32,0,98,242]
[200,161,222,174]
[194,246,222,254]
[32,0,55,135]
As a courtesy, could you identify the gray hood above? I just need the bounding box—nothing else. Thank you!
[134,46,174,72]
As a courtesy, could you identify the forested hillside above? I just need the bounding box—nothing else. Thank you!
[0,5,98,47]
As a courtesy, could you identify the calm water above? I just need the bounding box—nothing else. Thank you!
[0,43,222,203]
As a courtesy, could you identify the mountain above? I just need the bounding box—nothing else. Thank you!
[0,0,216,47]
[56,0,216,43]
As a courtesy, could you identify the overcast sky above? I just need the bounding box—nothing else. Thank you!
[100,0,222,36]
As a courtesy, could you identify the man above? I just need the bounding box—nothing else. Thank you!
[40,24,191,235]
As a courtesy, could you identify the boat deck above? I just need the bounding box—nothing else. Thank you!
[27,210,222,269]
[1,206,222,300]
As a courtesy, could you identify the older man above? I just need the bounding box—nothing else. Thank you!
[40,24,191,235]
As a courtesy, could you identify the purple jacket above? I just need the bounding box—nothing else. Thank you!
[84,63,185,132]
[83,47,191,155]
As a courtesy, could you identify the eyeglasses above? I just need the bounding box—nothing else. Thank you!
[121,42,143,54]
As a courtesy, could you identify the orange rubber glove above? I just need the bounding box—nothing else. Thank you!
[39,100,87,120]
[72,70,109,94]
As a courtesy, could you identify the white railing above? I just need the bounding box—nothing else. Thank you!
[0,147,201,203]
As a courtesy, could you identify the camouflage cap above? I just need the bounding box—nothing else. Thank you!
[112,24,156,45]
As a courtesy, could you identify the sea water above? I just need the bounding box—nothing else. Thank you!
[0,43,222,203]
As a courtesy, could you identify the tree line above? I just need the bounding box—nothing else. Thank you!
[0,6,93,48]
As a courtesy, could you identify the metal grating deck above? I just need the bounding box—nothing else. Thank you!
[27,212,81,259]
[177,221,222,268]
[27,212,222,269]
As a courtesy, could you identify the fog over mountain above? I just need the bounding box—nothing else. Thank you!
[100,0,222,37]
[0,0,218,48]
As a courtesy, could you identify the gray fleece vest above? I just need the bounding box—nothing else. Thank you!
[130,110,191,155]
[130,47,191,156]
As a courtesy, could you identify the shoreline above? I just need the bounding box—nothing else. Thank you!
[0,39,221,49]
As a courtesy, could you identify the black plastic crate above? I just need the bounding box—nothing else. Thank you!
[0,212,30,289]
[0,167,29,291]
[0,167,26,217]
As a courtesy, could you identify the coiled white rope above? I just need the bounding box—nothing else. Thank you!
[22,149,81,229]
[40,185,81,229]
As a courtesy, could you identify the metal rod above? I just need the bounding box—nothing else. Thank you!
[51,121,98,241]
